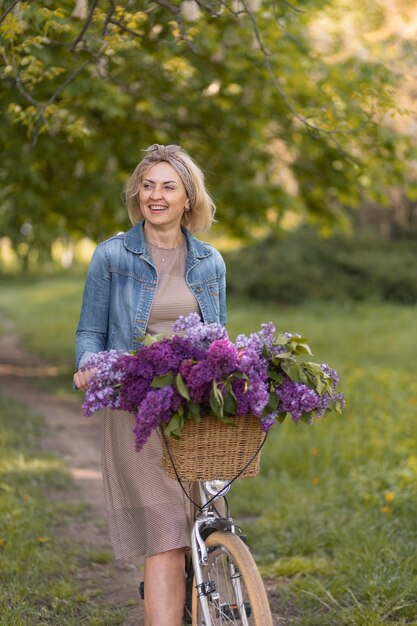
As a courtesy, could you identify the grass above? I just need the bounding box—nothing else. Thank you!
[228,300,417,625]
[0,395,133,625]
[1,274,417,624]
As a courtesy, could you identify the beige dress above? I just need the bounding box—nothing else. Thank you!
[102,239,201,560]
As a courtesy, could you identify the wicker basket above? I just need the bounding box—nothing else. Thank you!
[160,415,265,481]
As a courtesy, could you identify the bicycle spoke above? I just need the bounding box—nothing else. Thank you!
[203,543,261,625]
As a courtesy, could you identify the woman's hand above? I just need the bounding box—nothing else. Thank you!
[73,368,97,392]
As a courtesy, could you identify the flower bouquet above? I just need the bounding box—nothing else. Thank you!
[82,313,344,479]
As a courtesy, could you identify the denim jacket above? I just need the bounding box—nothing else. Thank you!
[75,222,226,370]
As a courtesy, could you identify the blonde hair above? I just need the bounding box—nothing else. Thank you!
[124,144,216,233]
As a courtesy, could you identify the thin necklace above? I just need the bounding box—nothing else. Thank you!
[145,238,184,262]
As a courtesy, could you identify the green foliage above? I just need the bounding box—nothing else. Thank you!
[0,1,415,255]
[0,395,128,624]
[224,229,417,305]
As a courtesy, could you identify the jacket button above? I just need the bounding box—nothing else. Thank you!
[195,287,202,293]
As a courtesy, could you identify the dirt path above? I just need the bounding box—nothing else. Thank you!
[0,319,143,625]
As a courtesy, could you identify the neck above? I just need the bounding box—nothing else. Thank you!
[143,223,183,248]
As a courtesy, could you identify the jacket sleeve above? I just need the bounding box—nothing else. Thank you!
[217,253,227,326]
[75,244,111,370]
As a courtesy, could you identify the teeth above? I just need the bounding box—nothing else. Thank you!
[149,205,167,211]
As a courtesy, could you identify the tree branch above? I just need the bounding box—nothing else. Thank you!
[30,56,94,147]
[71,0,100,51]
[153,0,199,52]
[279,0,305,14]
[108,17,144,38]
[240,0,365,156]
[102,0,116,36]
[0,0,20,25]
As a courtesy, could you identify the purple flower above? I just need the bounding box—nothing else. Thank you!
[82,350,126,416]
[235,322,277,354]
[173,312,228,345]
[206,340,239,377]
[133,387,178,450]
[80,316,344,447]
[321,363,339,386]
[276,376,320,422]
[260,411,278,432]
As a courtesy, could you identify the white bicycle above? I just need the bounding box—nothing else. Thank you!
[140,420,274,625]
[182,478,274,625]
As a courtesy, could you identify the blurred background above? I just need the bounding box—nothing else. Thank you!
[1,2,417,624]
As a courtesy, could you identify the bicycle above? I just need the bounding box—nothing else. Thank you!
[140,418,274,626]
[181,477,274,625]
[140,476,274,625]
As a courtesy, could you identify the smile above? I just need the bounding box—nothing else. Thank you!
[149,205,168,211]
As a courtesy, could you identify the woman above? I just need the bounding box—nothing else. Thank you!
[73,144,226,626]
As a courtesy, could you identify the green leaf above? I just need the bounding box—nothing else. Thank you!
[164,412,184,439]
[282,363,302,382]
[210,381,224,418]
[292,340,313,355]
[218,414,237,426]
[144,332,166,346]
[262,391,279,415]
[188,401,201,421]
[268,368,283,383]
[151,373,174,388]
[224,390,238,415]
[232,371,248,380]
[315,376,326,395]
[272,352,292,361]
[175,372,190,400]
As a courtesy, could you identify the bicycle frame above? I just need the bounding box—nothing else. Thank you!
[189,482,251,626]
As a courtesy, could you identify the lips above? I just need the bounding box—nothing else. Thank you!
[149,205,168,211]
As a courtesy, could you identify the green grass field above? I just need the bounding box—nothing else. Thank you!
[1,274,417,624]
[0,396,131,625]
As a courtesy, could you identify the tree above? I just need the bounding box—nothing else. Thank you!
[0,0,415,259]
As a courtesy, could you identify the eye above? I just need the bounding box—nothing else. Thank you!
[142,183,153,189]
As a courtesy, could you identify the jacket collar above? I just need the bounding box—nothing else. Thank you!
[123,221,212,259]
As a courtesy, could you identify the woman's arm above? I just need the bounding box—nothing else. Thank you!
[75,243,111,371]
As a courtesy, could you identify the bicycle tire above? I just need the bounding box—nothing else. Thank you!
[193,530,273,626]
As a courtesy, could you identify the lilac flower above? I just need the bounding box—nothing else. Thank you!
[82,350,126,416]
[206,340,239,377]
[232,371,269,418]
[237,347,268,380]
[321,363,339,386]
[315,390,345,419]
[133,387,178,450]
[260,411,279,432]
[276,376,320,422]
[80,316,344,449]
[182,360,212,403]
[174,312,228,345]
[235,323,291,364]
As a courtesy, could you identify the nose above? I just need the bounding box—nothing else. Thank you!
[150,184,163,200]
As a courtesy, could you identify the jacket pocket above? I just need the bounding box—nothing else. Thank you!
[207,282,220,316]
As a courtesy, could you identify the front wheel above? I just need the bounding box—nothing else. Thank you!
[193,531,273,626]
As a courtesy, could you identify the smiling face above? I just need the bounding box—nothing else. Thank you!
[139,162,189,233]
